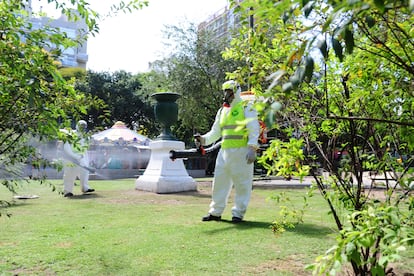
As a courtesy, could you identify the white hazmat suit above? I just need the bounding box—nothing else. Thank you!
[198,81,260,222]
[62,120,94,197]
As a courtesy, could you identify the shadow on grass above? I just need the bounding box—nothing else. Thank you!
[188,193,212,199]
[227,219,273,230]
[169,190,212,199]
[287,223,335,237]
[2,193,103,212]
[203,219,273,234]
[202,221,334,237]
[65,193,102,200]
[1,197,40,211]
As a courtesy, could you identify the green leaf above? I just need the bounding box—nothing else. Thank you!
[360,235,375,247]
[317,39,328,59]
[282,11,290,24]
[345,241,356,253]
[271,101,283,111]
[304,56,314,83]
[301,0,310,7]
[303,2,314,18]
[371,264,386,276]
[374,0,385,13]
[282,82,293,93]
[331,37,343,61]
[343,28,354,54]
[289,74,301,88]
[365,15,376,28]
[265,109,275,128]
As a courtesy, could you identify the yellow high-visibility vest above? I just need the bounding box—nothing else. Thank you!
[220,102,248,149]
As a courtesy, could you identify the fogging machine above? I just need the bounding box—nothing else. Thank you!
[169,142,221,160]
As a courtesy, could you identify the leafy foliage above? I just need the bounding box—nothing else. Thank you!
[75,70,157,137]
[259,138,310,180]
[268,189,314,234]
[226,0,414,274]
[0,0,147,215]
[309,203,414,275]
[155,21,242,144]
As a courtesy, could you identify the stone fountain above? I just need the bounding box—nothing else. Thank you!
[135,92,196,193]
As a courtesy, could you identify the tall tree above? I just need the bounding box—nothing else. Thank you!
[226,0,414,274]
[157,21,242,144]
[75,70,157,137]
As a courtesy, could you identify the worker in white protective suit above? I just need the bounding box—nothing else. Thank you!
[195,80,260,223]
[62,120,95,197]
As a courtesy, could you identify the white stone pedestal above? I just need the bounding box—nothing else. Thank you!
[135,140,197,193]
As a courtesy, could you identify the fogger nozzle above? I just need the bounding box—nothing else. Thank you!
[169,142,221,161]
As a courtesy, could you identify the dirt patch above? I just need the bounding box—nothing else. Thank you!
[0,241,18,247]
[11,266,56,276]
[365,189,408,201]
[55,241,73,248]
[244,255,308,275]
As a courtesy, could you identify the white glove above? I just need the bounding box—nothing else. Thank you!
[194,134,205,147]
[246,146,257,164]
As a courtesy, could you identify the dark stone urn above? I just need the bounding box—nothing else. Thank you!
[151,92,181,141]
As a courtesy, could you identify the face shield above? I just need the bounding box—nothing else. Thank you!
[76,120,88,133]
[223,89,235,105]
[222,80,240,106]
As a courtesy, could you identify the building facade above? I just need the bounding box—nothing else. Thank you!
[25,0,88,68]
[197,0,244,41]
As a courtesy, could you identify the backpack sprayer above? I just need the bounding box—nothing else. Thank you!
[169,141,222,161]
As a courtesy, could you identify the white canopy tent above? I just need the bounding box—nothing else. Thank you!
[91,121,151,145]
[88,122,152,174]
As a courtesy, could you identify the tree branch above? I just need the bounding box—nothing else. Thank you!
[327,115,414,127]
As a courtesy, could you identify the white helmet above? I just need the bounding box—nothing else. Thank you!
[222,80,241,94]
[76,120,87,132]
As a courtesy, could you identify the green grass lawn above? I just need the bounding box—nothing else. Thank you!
[0,178,412,275]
